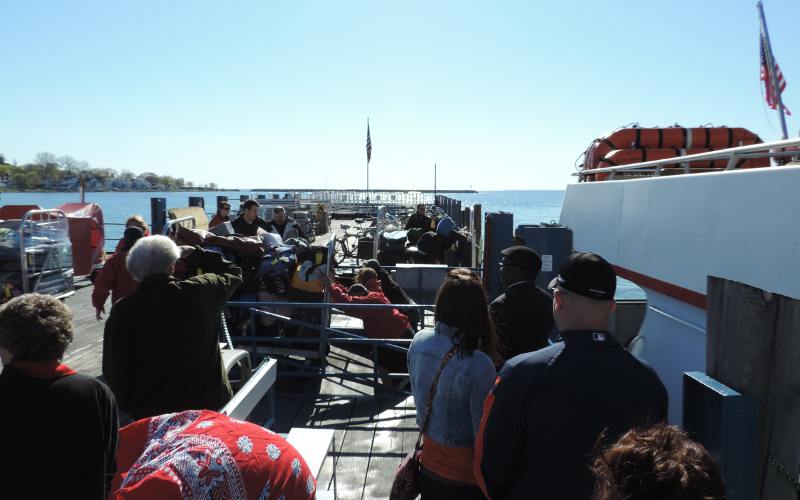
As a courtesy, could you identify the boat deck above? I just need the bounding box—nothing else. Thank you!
[63,279,417,499]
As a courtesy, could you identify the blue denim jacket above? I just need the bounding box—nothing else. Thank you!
[408,322,497,447]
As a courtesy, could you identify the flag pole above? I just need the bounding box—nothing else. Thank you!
[366,117,370,206]
[434,163,437,200]
[758,0,789,139]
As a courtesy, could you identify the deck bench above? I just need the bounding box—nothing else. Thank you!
[219,357,278,420]
[287,427,337,499]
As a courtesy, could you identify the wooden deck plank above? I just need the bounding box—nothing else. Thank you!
[362,396,408,499]
[332,396,382,500]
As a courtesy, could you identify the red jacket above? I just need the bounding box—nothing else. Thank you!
[209,214,229,229]
[92,251,139,309]
[329,281,411,338]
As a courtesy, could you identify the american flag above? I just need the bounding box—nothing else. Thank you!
[366,122,372,163]
[760,34,791,115]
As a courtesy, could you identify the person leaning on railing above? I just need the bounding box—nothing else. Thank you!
[407,268,500,499]
[0,294,119,500]
[104,235,242,423]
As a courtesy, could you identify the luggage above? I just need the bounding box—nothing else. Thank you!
[435,217,456,237]
[406,227,425,246]
[358,237,374,260]
[380,230,408,252]
[257,245,297,294]
[378,249,405,267]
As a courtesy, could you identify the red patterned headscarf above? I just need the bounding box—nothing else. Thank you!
[109,410,317,499]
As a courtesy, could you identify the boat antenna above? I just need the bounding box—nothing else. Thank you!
[757,1,789,139]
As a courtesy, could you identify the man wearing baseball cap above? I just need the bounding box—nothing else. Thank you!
[490,245,555,362]
[475,252,668,500]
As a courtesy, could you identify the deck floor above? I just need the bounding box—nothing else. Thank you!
[63,278,417,500]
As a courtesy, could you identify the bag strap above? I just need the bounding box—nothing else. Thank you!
[416,345,458,449]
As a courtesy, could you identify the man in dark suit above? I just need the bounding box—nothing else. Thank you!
[489,245,554,362]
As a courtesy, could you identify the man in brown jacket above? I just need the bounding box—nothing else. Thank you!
[105,235,242,421]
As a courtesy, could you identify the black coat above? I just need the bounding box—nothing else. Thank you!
[0,365,118,499]
[105,247,242,419]
[490,280,554,361]
[231,214,270,236]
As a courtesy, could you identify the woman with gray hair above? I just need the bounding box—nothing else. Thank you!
[104,235,242,421]
[0,293,119,499]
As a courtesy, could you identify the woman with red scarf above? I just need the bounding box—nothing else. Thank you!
[0,294,119,499]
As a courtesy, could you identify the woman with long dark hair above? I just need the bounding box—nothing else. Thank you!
[209,200,231,228]
[407,268,499,499]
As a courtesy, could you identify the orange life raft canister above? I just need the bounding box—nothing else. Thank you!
[581,126,766,181]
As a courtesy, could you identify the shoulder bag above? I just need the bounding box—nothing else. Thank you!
[389,345,458,500]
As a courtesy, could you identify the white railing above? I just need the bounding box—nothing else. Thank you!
[162,215,197,235]
[576,137,800,180]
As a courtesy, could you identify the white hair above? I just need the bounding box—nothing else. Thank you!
[126,235,180,281]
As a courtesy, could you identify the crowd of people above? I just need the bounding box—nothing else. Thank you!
[0,198,728,499]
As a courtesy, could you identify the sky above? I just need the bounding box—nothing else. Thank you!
[2,0,799,191]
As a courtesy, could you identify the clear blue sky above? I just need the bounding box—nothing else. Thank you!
[2,0,798,190]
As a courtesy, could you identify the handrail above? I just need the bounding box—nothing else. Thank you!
[162,215,197,235]
[575,137,800,178]
[229,300,434,310]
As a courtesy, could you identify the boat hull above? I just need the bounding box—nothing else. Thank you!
[559,165,800,422]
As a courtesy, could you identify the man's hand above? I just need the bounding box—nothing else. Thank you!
[95,306,105,321]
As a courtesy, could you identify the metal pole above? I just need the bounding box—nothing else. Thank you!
[757,1,789,139]
[434,163,437,200]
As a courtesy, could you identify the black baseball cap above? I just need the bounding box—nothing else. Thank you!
[548,252,616,301]
[501,246,542,275]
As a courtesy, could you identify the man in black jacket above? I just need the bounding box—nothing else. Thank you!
[231,199,270,236]
[475,252,668,500]
[404,204,431,231]
[490,245,554,362]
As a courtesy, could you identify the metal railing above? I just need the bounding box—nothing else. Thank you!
[576,137,800,180]
[161,215,197,235]
[224,300,434,391]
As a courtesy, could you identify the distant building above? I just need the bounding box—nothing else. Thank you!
[132,178,152,190]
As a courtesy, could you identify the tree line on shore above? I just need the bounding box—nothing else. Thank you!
[0,152,216,191]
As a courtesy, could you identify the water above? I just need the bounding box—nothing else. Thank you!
[0,189,643,298]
